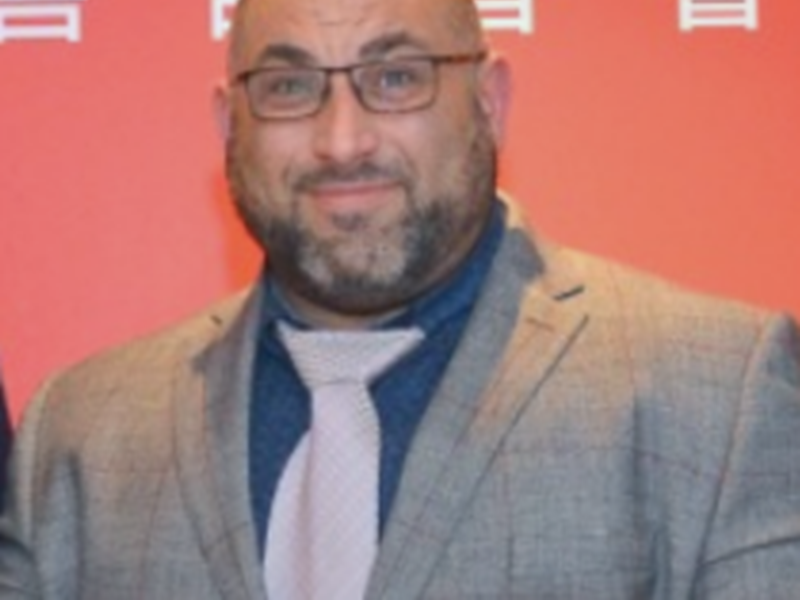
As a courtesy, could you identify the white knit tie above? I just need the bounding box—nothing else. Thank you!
[265,322,425,600]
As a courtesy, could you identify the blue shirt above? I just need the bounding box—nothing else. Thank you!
[249,201,505,555]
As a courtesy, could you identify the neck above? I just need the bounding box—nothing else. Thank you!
[274,284,407,331]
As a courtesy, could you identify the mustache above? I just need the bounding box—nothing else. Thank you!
[293,162,408,192]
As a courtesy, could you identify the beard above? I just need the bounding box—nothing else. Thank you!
[225,109,498,319]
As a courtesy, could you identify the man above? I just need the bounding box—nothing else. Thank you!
[1,0,799,597]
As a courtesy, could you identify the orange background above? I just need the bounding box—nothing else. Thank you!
[1,0,799,420]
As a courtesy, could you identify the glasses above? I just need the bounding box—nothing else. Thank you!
[232,51,487,121]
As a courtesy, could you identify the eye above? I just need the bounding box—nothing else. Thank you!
[373,61,425,90]
[263,71,317,97]
[357,60,433,108]
[248,69,322,111]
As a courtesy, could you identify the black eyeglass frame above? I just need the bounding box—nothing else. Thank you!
[231,50,489,121]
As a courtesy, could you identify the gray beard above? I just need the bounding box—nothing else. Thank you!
[258,199,467,315]
[225,119,497,318]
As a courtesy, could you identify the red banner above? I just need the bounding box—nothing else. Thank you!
[1,0,798,417]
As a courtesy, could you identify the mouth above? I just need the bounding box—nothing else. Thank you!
[303,179,401,214]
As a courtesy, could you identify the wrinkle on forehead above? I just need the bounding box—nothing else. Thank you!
[228,0,483,74]
[304,0,377,26]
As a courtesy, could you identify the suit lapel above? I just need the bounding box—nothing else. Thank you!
[368,223,589,600]
[172,289,267,600]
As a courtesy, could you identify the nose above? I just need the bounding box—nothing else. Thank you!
[311,74,379,165]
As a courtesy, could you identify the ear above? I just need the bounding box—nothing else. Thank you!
[476,53,512,148]
[212,79,234,142]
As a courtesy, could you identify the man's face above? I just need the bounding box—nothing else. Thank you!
[219,0,510,326]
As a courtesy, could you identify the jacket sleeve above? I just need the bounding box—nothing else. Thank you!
[0,379,54,599]
[695,313,800,599]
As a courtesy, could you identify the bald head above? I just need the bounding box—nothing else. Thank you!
[214,0,512,328]
[226,0,485,77]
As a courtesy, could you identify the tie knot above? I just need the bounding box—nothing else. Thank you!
[278,323,425,390]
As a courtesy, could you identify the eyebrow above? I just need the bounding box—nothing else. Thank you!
[358,31,433,60]
[252,44,317,68]
[249,30,433,70]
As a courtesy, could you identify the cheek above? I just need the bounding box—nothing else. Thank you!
[405,112,479,192]
[239,127,301,193]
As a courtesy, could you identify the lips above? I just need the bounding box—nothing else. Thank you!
[304,180,400,214]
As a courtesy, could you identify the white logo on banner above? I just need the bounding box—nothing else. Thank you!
[477,0,534,34]
[0,0,86,43]
[211,0,235,41]
[679,0,759,31]
[211,0,535,41]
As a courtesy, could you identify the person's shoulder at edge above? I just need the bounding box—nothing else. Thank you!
[502,201,797,365]
[21,287,257,419]
[522,224,799,380]
[0,373,11,510]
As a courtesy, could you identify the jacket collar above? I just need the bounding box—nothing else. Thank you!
[367,204,589,599]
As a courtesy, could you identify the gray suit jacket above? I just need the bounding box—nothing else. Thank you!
[1,211,799,599]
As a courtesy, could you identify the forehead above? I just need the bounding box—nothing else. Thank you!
[233,0,469,67]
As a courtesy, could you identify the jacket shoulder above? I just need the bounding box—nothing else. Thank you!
[57,290,250,391]
[558,247,774,333]
[548,247,800,393]
[23,289,254,439]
